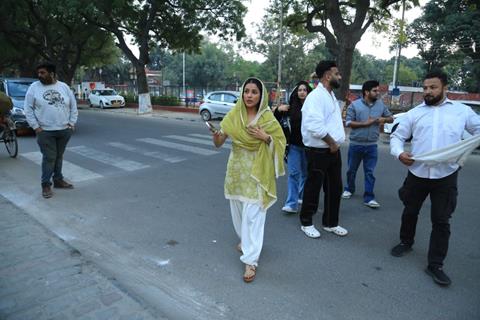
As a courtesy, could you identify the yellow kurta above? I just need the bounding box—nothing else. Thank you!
[220,78,286,210]
[225,144,260,204]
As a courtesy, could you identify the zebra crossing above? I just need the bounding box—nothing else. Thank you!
[19,133,227,184]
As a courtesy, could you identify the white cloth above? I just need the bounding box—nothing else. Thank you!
[412,134,480,166]
[24,81,78,130]
[391,98,480,179]
[230,199,266,267]
[301,83,345,148]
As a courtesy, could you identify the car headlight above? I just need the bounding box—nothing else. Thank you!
[12,107,25,115]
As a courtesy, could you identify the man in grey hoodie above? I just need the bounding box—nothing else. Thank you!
[25,62,78,198]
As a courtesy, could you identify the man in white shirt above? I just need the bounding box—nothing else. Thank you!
[299,61,348,239]
[25,62,78,199]
[390,70,480,286]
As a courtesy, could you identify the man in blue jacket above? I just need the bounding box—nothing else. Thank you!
[342,80,393,208]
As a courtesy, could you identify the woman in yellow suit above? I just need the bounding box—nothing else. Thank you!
[211,78,286,282]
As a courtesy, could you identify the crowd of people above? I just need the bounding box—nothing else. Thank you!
[208,60,480,286]
[18,60,480,286]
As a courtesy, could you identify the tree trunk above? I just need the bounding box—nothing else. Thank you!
[135,64,152,114]
[336,44,355,104]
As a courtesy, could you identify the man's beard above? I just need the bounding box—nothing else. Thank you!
[424,94,443,106]
[369,95,378,102]
[39,75,53,85]
[330,79,340,89]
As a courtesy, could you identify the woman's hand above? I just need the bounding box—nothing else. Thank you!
[213,130,227,148]
[277,104,289,112]
[247,125,270,143]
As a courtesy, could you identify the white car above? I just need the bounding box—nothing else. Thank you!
[89,89,125,109]
[384,100,480,140]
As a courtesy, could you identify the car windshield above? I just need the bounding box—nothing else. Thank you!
[7,81,34,97]
[99,90,116,96]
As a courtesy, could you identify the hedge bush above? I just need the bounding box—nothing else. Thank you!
[124,94,180,106]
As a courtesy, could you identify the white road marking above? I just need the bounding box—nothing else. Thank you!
[68,146,149,171]
[165,135,231,149]
[107,142,186,163]
[137,138,219,156]
[21,151,103,182]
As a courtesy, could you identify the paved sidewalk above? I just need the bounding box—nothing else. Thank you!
[0,195,162,320]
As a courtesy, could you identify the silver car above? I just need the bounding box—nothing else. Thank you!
[199,91,239,121]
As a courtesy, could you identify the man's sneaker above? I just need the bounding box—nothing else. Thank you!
[42,185,53,199]
[364,199,380,208]
[53,179,74,189]
[425,265,451,286]
[298,199,303,204]
[390,243,412,257]
[341,191,352,199]
[300,225,321,238]
[282,206,297,214]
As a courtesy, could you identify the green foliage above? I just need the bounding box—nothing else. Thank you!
[123,94,180,106]
[281,0,419,100]
[78,0,247,94]
[407,0,480,92]
[150,96,180,106]
[0,0,118,82]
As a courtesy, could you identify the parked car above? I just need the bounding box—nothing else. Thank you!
[0,78,37,129]
[199,91,240,121]
[384,100,480,141]
[88,89,125,109]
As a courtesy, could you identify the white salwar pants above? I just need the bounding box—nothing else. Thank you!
[230,200,266,267]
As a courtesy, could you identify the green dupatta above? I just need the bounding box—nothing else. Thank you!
[221,78,286,210]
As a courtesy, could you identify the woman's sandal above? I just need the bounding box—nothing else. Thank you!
[243,264,256,283]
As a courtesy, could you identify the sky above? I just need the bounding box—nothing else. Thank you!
[241,0,425,62]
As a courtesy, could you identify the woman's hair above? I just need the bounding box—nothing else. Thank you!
[243,78,263,109]
[289,80,312,107]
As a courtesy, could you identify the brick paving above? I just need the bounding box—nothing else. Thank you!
[0,195,163,320]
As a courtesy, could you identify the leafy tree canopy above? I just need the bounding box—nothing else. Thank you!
[0,0,118,83]
[408,0,479,92]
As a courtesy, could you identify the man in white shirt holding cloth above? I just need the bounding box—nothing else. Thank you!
[299,60,348,238]
[390,70,480,286]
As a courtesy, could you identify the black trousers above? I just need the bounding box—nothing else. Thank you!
[300,147,342,227]
[398,171,458,267]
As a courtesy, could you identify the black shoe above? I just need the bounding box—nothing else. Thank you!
[53,179,74,189]
[425,265,451,286]
[42,185,53,198]
[390,243,412,257]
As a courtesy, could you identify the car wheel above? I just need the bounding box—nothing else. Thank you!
[100,101,104,109]
[200,110,211,121]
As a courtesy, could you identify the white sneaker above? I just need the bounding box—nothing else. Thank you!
[298,199,303,204]
[322,225,348,237]
[301,225,321,238]
[341,191,352,199]
[364,200,380,208]
[282,206,297,213]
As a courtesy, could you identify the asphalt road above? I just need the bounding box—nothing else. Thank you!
[0,109,479,320]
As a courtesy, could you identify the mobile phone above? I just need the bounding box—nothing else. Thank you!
[205,121,217,133]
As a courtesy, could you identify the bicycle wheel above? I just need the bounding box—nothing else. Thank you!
[4,129,18,158]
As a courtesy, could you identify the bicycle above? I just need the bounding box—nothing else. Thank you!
[0,113,18,158]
